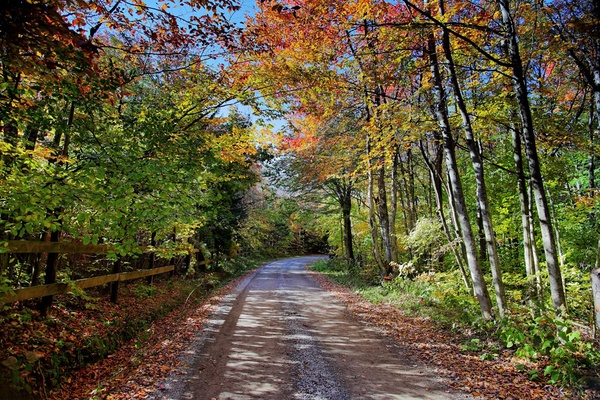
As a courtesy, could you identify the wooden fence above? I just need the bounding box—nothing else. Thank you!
[1,240,215,304]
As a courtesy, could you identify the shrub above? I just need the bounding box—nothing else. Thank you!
[497,313,599,386]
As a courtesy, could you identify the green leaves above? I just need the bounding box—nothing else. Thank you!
[497,313,600,386]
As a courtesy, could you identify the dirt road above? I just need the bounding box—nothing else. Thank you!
[156,257,468,400]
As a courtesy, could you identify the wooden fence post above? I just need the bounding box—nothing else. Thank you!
[39,230,60,317]
[197,248,206,273]
[110,259,122,303]
[147,231,156,285]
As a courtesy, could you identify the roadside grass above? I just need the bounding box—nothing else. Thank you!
[310,258,600,392]
[310,258,478,325]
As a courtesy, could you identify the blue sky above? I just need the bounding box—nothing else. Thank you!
[142,0,287,132]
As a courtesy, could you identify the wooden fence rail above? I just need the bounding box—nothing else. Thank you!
[1,265,175,303]
[1,240,217,305]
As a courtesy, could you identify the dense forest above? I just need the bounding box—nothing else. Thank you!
[2,0,600,396]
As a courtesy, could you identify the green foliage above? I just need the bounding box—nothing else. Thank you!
[405,217,447,266]
[497,314,600,386]
[0,275,14,299]
[461,338,483,352]
[309,259,330,272]
[561,265,594,321]
[132,284,159,300]
[312,258,479,325]
[310,257,379,288]
[238,191,327,258]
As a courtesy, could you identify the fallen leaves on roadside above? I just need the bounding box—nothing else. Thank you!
[0,271,256,400]
[47,271,255,400]
[310,272,581,400]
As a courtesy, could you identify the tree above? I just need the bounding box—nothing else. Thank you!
[0,0,261,314]
[275,112,361,261]
[496,0,566,311]
[424,26,493,319]
[436,0,505,316]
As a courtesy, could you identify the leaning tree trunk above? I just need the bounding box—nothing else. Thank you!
[427,33,493,319]
[439,5,505,316]
[419,140,471,291]
[498,0,567,312]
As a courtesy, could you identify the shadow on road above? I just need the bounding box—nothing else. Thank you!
[155,257,468,400]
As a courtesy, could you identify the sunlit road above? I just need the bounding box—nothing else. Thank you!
[157,257,467,400]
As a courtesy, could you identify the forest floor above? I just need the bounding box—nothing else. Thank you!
[1,259,599,399]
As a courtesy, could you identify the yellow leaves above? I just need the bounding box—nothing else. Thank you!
[0,141,13,152]
[137,110,147,122]
[211,126,257,165]
[353,0,373,19]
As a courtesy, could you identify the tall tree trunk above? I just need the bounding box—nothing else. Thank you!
[498,0,566,312]
[512,127,540,305]
[398,158,411,237]
[367,136,385,274]
[390,148,399,262]
[546,188,565,270]
[439,4,505,316]
[589,89,600,191]
[399,150,418,238]
[476,205,486,262]
[337,181,355,261]
[404,149,417,232]
[528,184,542,290]
[373,88,395,273]
[342,207,354,261]
[427,33,493,319]
[376,162,394,272]
[591,97,597,194]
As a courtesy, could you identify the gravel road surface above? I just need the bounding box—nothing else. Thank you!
[155,256,468,400]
